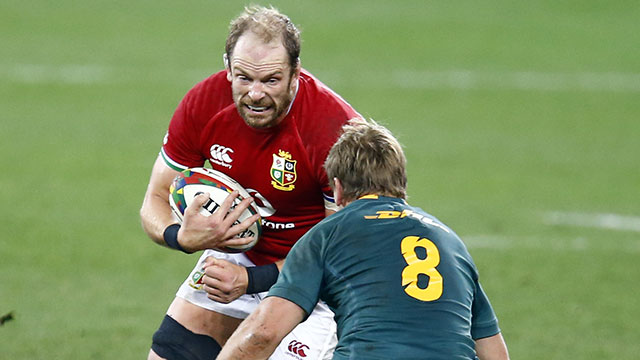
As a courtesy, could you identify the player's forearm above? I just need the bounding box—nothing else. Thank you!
[216,333,278,360]
[217,297,303,360]
[140,190,176,245]
[216,320,280,360]
[140,155,182,246]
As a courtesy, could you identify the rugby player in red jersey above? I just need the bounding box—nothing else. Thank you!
[140,6,361,360]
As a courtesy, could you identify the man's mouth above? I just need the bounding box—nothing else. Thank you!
[246,104,269,113]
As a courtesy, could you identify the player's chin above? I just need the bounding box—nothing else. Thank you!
[243,115,274,128]
[240,108,279,128]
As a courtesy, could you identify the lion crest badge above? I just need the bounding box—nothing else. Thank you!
[271,150,297,191]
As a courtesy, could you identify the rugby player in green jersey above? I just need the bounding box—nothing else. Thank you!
[215,119,510,360]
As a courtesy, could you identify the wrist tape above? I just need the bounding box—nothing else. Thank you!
[245,263,280,294]
[163,224,191,253]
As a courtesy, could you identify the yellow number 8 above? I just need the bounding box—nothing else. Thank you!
[401,236,443,301]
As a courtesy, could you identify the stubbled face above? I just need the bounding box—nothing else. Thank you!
[226,32,299,129]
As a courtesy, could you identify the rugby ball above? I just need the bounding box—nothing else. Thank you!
[169,167,261,253]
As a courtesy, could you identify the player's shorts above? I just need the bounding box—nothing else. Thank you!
[176,249,337,360]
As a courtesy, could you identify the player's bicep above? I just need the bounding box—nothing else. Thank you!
[146,154,181,199]
[475,332,510,360]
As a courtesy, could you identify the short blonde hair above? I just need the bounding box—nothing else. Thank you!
[325,119,407,202]
[225,5,301,70]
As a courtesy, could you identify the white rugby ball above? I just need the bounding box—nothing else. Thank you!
[169,167,261,253]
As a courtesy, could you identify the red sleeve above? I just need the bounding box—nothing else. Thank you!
[162,71,233,170]
[295,71,362,198]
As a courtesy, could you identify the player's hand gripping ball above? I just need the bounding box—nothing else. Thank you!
[169,167,262,253]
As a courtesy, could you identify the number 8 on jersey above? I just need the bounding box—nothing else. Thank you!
[401,236,443,301]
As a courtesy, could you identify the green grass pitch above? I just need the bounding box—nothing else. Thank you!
[1,0,639,358]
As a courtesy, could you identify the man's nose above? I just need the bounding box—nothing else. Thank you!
[248,82,265,101]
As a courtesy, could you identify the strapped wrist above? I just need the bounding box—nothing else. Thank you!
[163,224,191,253]
[245,263,280,294]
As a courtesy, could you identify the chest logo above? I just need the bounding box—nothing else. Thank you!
[209,144,234,169]
[271,150,297,191]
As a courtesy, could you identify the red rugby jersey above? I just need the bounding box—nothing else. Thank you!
[162,69,360,265]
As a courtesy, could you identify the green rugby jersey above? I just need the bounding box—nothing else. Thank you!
[268,195,500,360]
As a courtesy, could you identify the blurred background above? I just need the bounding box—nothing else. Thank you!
[1,0,639,358]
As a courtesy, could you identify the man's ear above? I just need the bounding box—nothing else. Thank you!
[288,59,301,93]
[224,53,232,81]
[293,58,301,77]
[333,177,344,207]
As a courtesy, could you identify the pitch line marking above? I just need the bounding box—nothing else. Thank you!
[461,211,640,252]
[3,63,640,92]
[543,211,640,233]
[391,70,640,92]
[5,64,111,84]
[462,233,639,253]
[461,234,595,252]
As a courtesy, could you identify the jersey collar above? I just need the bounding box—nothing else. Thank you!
[283,78,299,118]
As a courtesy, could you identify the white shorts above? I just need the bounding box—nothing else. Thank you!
[176,250,337,360]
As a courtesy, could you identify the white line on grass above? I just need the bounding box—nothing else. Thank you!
[461,211,640,252]
[4,63,640,93]
[461,234,593,252]
[5,64,111,84]
[462,233,640,253]
[543,211,640,233]
[391,70,640,93]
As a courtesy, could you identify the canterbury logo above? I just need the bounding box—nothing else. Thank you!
[287,340,309,357]
[209,144,234,168]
